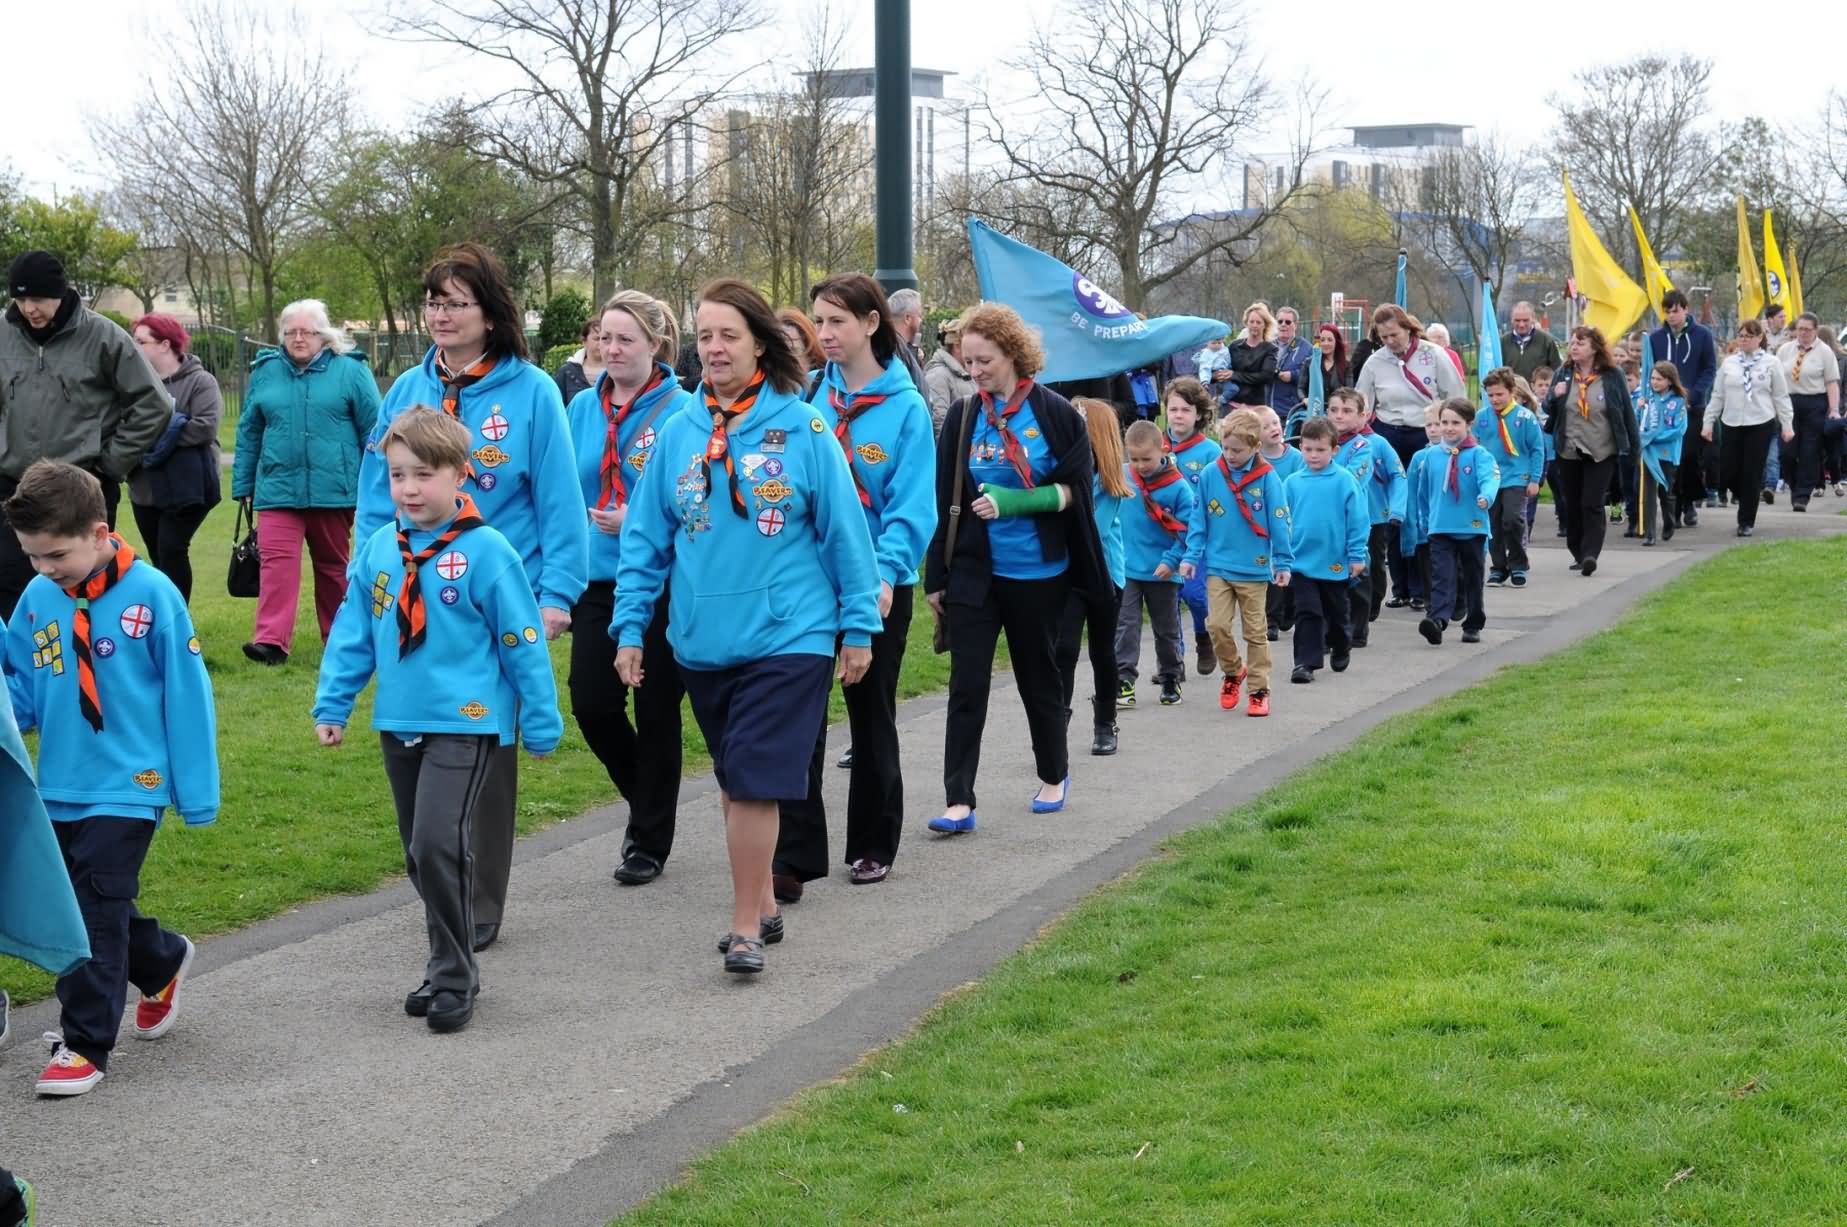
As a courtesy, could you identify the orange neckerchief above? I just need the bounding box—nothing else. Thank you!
[396,495,485,659]
[63,537,136,733]
[703,369,766,518]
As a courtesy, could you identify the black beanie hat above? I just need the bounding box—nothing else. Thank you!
[8,250,68,300]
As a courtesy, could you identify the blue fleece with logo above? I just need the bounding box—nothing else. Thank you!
[314,506,563,753]
[3,555,218,825]
[969,396,1063,579]
[566,363,695,583]
[1334,430,1407,525]
[1473,404,1546,490]
[810,356,938,589]
[1422,443,1501,537]
[1121,460,1196,581]
[1167,430,1222,488]
[1636,390,1688,489]
[358,348,589,611]
[1259,443,1306,484]
[1092,473,1129,588]
[1282,464,1370,579]
[612,380,882,670]
[1400,443,1444,554]
[1184,453,1295,582]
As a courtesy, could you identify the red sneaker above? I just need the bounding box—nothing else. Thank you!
[1219,667,1247,710]
[1246,689,1270,717]
[36,1045,104,1097]
[133,936,195,1040]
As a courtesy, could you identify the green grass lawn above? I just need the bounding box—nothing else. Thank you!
[0,494,953,1003]
[616,537,1847,1226]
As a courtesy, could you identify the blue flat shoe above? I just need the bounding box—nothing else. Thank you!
[928,811,977,834]
[1031,775,1071,814]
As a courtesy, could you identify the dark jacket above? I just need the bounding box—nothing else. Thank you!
[1648,321,1718,408]
[1349,332,1382,381]
[1542,366,1640,458]
[129,354,222,510]
[1501,328,1562,384]
[926,383,1107,608]
[555,358,592,406]
[1223,338,1277,405]
[1315,355,1349,393]
[1045,371,1134,418]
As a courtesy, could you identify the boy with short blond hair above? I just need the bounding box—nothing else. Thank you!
[1282,418,1368,683]
[1116,419,1195,707]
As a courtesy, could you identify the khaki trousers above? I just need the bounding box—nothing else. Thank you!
[1205,577,1271,691]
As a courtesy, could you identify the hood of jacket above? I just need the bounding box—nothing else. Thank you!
[818,354,921,402]
[925,346,969,379]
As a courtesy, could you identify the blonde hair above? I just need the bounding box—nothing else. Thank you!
[1074,398,1130,497]
[602,290,680,364]
[1125,419,1165,451]
[1220,408,1262,448]
[1510,377,1538,410]
[1242,302,1277,343]
[379,405,473,471]
[959,302,1045,378]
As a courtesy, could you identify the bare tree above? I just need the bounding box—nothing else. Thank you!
[386,0,762,303]
[976,0,1319,311]
[1392,134,1543,332]
[90,3,351,339]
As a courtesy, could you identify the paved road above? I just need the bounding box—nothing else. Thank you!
[4,503,1840,1227]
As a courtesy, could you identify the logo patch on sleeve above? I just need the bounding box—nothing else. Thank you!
[502,632,519,647]
[133,769,164,790]
[809,417,825,433]
[458,701,490,720]
[522,627,539,643]
[370,572,394,618]
[187,636,202,655]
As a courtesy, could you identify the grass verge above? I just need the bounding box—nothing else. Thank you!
[615,537,1847,1226]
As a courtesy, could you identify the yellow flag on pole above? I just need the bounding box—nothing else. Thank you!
[1736,197,1766,320]
[1627,205,1675,321]
[1562,172,1647,339]
[1762,209,1791,315]
[1788,239,1805,317]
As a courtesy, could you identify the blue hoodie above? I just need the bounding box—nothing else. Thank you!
[358,348,590,611]
[1636,390,1688,490]
[1184,452,1295,582]
[1422,441,1501,537]
[3,551,218,825]
[566,363,695,583]
[1334,429,1407,525]
[612,380,882,670]
[1259,443,1306,484]
[1121,460,1196,581]
[1400,442,1444,554]
[810,356,938,589]
[1473,403,1546,490]
[314,503,564,754]
[1167,430,1221,488]
[1092,472,1129,588]
[1282,463,1369,580]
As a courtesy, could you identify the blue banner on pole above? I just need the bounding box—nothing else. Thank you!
[1477,280,1502,404]
[1394,251,1408,310]
[966,219,1229,383]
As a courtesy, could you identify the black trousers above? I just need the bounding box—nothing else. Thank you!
[1557,455,1616,564]
[1265,577,1295,631]
[54,816,188,1070]
[1427,534,1486,633]
[1789,394,1829,502]
[130,501,214,604]
[1347,523,1388,643]
[1642,460,1678,536]
[1056,583,1122,729]
[777,586,914,878]
[1292,577,1349,669]
[1720,419,1779,529]
[0,473,119,620]
[1677,410,1708,508]
[0,1168,20,1227]
[380,732,496,996]
[1487,486,1529,574]
[945,574,1071,808]
[1372,420,1424,599]
[571,581,683,866]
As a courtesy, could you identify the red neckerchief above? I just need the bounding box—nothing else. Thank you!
[1398,339,1433,399]
[1216,456,1274,539]
[1444,435,1479,497]
[830,380,889,507]
[396,495,485,659]
[978,378,1036,487]
[1167,429,1209,457]
[1131,463,1187,536]
[597,367,665,510]
[63,536,136,733]
[702,369,766,518]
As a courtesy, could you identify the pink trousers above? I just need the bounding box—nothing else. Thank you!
[251,507,354,650]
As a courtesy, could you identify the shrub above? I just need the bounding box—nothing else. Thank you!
[537,288,592,352]
[542,342,578,374]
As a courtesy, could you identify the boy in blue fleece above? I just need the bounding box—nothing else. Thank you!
[1258,407,1305,641]
[316,409,562,1034]
[1180,409,1292,717]
[1115,420,1196,706]
[2,461,218,1098]
[1418,399,1500,647]
[1399,404,1446,613]
[1281,418,1368,683]
[1636,360,1689,545]
[1163,377,1222,676]
[1327,388,1405,646]
[1476,367,1546,587]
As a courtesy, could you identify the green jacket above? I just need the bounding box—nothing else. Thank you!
[232,347,381,510]
[0,296,172,482]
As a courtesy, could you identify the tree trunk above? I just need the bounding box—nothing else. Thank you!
[591,174,616,304]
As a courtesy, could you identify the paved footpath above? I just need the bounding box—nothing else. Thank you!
[6,503,1842,1226]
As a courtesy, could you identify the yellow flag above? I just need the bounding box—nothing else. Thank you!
[1563,172,1647,339]
[1762,209,1791,315]
[1627,205,1674,320]
[1736,197,1765,320]
[1788,239,1805,316]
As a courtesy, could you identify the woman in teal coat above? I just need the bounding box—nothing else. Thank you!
[230,299,381,665]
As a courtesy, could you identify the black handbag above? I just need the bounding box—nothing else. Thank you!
[227,498,261,598]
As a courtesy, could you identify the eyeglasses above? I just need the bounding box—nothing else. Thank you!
[424,299,478,316]
[283,330,318,340]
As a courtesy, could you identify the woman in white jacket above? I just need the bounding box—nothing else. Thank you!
[1703,318,1794,537]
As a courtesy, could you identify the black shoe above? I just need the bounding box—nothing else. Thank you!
[1159,678,1183,705]
[404,982,433,1018]
[1460,629,1481,644]
[612,853,663,885]
[241,641,287,666]
[1350,635,1368,649]
[1683,508,1697,527]
[1661,519,1676,542]
[1408,598,1425,610]
[1794,500,1808,512]
[1091,724,1118,756]
[1266,626,1279,641]
[1385,596,1409,608]
[1580,557,1597,577]
[471,924,499,953]
[836,747,854,769]
[1554,526,1566,537]
[426,989,474,1033]
[1642,534,1655,546]
[1194,637,1215,676]
[717,913,784,952]
[1761,488,1774,505]
[723,935,765,974]
[1417,617,1443,645]
[1568,559,1582,571]
[1290,666,1313,684]
[1,987,9,1047]
[1621,528,1639,539]
[1737,524,1754,537]
[1330,652,1350,672]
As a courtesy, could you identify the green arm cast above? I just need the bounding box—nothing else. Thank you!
[980,483,1068,516]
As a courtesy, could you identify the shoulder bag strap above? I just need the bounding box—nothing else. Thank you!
[943,395,977,570]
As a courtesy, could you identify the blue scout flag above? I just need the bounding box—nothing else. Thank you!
[1294,343,1326,439]
[1477,280,1503,405]
[0,685,90,975]
[1394,249,1408,309]
[1638,318,1660,520]
[966,219,1228,383]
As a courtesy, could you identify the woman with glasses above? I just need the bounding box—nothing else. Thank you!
[355,242,589,954]
[232,299,381,664]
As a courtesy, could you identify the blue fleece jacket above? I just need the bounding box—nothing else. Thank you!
[612,380,882,670]
[1423,442,1501,537]
[1121,461,1196,581]
[1259,444,1306,484]
[3,552,218,825]
[1184,452,1295,581]
[1400,443,1443,554]
[314,506,563,753]
[1167,431,1221,488]
[566,363,695,583]
[1473,404,1546,490]
[1093,473,1129,588]
[810,356,938,588]
[1282,464,1369,580]
[1334,429,1407,525]
[358,349,589,611]
[1637,391,1688,490]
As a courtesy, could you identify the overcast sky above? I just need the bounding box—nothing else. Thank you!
[2,0,1815,198]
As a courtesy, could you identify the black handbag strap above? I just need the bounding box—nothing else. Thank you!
[943,394,978,571]
[233,498,255,542]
